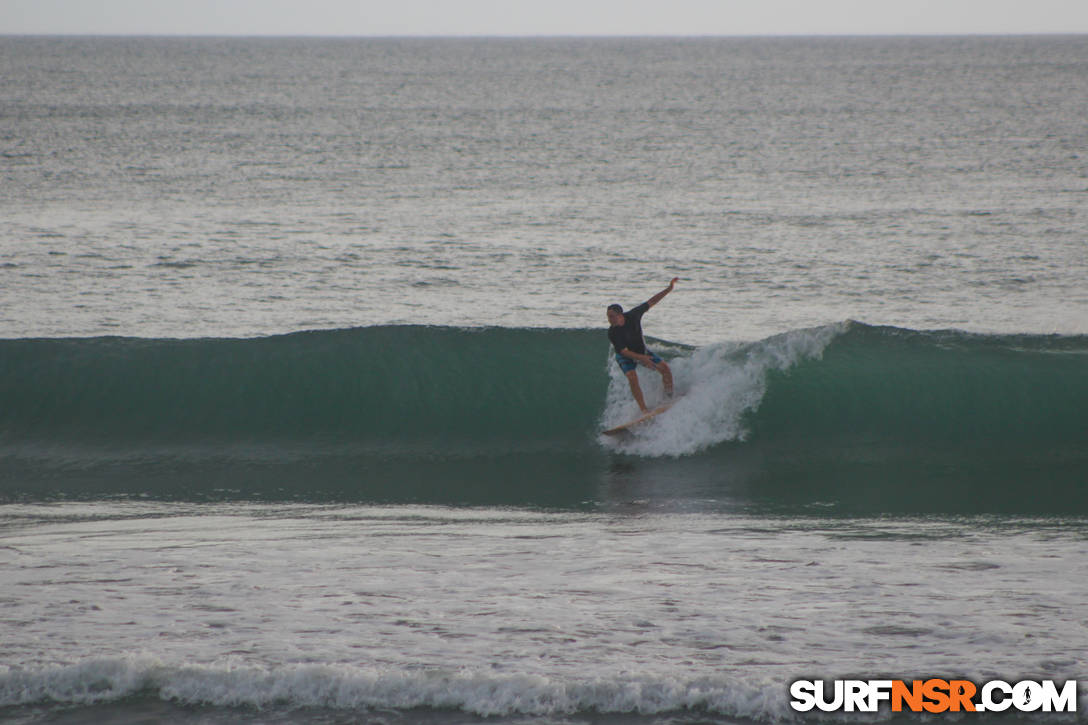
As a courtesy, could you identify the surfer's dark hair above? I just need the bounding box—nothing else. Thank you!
[607,304,623,314]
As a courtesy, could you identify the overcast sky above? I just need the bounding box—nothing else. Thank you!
[2,0,1087,37]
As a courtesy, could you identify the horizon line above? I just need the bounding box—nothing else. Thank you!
[3,31,1087,39]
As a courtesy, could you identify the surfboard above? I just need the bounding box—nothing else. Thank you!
[601,400,675,436]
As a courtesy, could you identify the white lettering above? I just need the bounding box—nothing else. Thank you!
[789,680,816,712]
[868,680,893,711]
[844,680,868,712]
[789,678,1076,714]
[1014,680,1043,711]
[816,679,844,712]
[1041,680,1077,713]
[982,680,1012,712]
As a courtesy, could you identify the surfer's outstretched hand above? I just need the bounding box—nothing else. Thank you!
[648,278,680,308]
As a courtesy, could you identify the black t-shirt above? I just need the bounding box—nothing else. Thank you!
[608,302,650,355]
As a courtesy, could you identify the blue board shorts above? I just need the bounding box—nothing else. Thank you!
[615,350,662,374]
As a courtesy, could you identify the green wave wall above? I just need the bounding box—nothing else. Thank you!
[0,327,608,447]
[2,324,1085,512]
[751,324,1087,445]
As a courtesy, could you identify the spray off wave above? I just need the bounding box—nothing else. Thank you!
[601,323,845,457]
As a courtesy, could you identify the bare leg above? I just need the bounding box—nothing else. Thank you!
[625,370,649,413]
[658,361,673,398]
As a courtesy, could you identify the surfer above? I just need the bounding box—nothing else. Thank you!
[606,278,677,413]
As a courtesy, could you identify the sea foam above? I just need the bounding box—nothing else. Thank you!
[0,657,789,720]
[601,323,846,457]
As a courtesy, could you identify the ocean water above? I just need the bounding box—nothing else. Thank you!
[1,36,1087,724]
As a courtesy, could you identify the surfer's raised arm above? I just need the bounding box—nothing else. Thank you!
[646,277,679,308]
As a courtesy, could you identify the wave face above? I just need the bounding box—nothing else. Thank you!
[604,322,1088,452]
[0,326,605,447]
[2,324,1086,512]
[753,324,1088,445]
